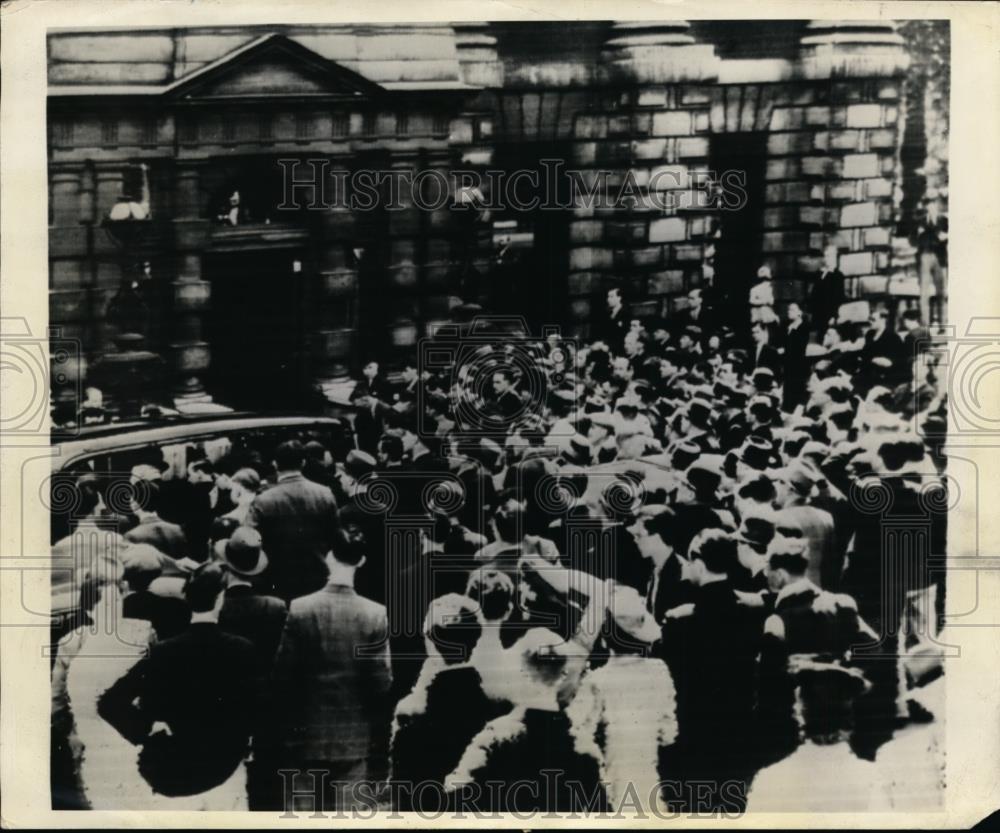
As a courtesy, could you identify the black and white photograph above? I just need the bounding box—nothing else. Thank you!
[3,2,999,826]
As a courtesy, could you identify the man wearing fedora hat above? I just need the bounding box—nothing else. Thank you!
[217,528,287,669]
[663,529,760,809]
[671,457,735,560]
[215,528,288,809]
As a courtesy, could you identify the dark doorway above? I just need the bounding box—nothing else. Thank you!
[489,142,571,334]
[204,248,312,411]
[709,132,769,333]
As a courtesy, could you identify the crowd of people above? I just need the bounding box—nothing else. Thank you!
[51,270,948,815]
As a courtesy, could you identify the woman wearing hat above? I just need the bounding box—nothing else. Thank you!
[746,657,889,813]
[568,584,676,814]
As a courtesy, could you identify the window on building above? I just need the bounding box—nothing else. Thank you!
[331,112,349,138]
[101,118,119,146]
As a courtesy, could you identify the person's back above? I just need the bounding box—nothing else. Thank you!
[97,564,257,801]
[444,628,609,814]
[246,441,338,600]
[218,585,287,671]
[271,543,392,778]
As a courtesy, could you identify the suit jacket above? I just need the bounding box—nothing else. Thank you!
[271,582,392,764]
[122,590,191,641]
[246,472,338,601]
[860,328,907,387]
[645,554,694,623]
[98,622,256,796]
[807,269,845,329]
[594,307,627,353]
[665,580,761,755]
[218,584,288,672]
[752,343,782,376]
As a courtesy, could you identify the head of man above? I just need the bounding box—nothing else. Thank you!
[229,467,261,505]
[128,478,161,519]
[765,538,810,593]
[304,440,333,469]
[628,505,676,564]
[607,287,623,313]
[688,529,737,583]
[377,433,405,467]
[401,362,419,384]
[687,288,703,312]
[611,356,633,382]
[492,368,514,397]
[787,302,803,325]
[901,308,922,333]
[183,562,228,618]
[273,439,305,474]
[492,498,526,545]
[363,360,379,381]
[868,308,888,337]
[751,321,769,346]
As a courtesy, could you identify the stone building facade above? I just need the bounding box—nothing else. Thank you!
[47,20,929,410]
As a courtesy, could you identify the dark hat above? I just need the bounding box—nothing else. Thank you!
[344,449,377,479]
[739,437,781,471]
[221,527,268,577]
[686,457,723,495]
[686,397,715,427]
[736,515,776,551]
[671,440,702,471]
[751,367,776,390]
[563,434,592,465]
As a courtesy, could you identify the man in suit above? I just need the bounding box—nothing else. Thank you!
[628,505,692,623]
[245,440,339,602]
[808,244,846,335]
[215,527,288,810]
[859,308,907,393]
[491,369,523,424]
[661,530,761,809]
[594,287,628,353]
[270,539,392,813]
[98,563,257,808]
[756,540,875,767]
[217,527,288,670]
[676,288,708,331]
[751,321,782,376]
[782,301,811,411]
[351,361,394,455]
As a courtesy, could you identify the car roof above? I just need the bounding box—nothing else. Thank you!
[51,413,348,471]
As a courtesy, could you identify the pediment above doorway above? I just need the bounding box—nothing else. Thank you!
[165,33,384,102]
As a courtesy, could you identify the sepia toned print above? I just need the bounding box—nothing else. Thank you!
[3,3,998,828]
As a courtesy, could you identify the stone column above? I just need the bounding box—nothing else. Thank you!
[51,165,83,227]
[170,162,212,405]
[385,151,422,363]
[794,22,910,306]
[564,22,720,339]
[314,201,359,393]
